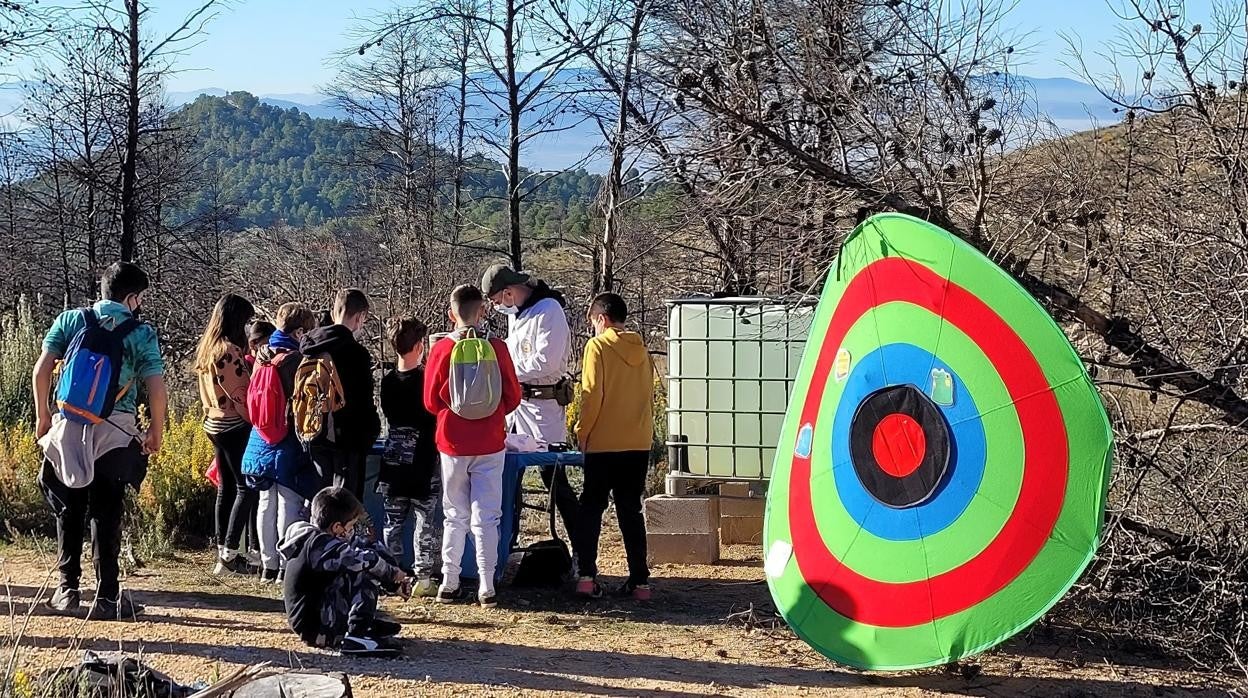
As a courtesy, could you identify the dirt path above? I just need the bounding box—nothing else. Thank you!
[0,538,1236,697]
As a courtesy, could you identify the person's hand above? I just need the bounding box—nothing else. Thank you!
[141,429,163,455]
[35,413,52,440]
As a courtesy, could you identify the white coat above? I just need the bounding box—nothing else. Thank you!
[505,296,571,444]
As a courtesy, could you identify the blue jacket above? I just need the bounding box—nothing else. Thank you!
[240,338,319,499]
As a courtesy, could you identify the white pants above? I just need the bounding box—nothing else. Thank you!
[256,483,305,571]
[509,398,567,444]
[440,450,505,589]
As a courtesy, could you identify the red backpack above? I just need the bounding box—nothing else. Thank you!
[247,352,293,445]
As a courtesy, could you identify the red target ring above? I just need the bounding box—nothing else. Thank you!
[788,257,1068,627]
[872,413,925,477]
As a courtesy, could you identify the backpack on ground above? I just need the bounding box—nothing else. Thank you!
[55,308,140,425]
[448,327,502,420]
[248,352,293,445]
[292,353,345,445]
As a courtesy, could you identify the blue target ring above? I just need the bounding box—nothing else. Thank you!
[828,343,987,541]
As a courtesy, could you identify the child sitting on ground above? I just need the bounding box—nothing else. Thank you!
[378,317,442,597]
[281,487,410,658]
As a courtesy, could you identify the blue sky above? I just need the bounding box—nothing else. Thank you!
[47,0,1222,94]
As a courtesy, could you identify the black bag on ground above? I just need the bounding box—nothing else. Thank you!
[504,461,574,588]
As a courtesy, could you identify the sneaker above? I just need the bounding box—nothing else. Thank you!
[88,594,144,621]
[242,549,262,567]
[412,578,439,598]
[478,592,498,609]
[339,635,402,658]
[368,618,402,638]
[213,554,257,576]
[575,576,603,599]
[47,587,81,613]
[436,586,463,604]
[261,568,280,584]
[618,581,652,601]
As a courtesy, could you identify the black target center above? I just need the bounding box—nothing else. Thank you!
[849,384,951,508]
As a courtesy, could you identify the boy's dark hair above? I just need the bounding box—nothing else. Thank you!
[100,262,149,302]
[333,289,370,322]
[450,285,484,322]
[248,320,277,350]
[590,293,627,324]
[310,487,364,531]
[316,309,334,328]
[386,316,428,356]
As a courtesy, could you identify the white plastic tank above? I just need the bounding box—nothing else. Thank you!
[666,298,816,480]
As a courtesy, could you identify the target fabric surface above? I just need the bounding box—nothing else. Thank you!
[763,213,1113,670]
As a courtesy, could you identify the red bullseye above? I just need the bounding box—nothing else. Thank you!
[871,413,925,477]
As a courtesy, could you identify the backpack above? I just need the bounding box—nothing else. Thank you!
[448,328,502,420]
[292,354,346,445]
[55,308,140,425]
[247,352,293,445]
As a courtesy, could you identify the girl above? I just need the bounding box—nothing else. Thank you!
[195,293,258,575]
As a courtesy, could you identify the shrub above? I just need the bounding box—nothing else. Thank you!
[0,423,51,536]
[0,296,41,426]
[137,410,217,546]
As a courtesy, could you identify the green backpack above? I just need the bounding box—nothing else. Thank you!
[448,327,502,420]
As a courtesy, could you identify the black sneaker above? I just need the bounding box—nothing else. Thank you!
[47,587,81,613]
[339,635,402,658]
[261,568,280,583]
[478,592,498,609]
[88,594,144,621]
[368,618,402,638]
[436,586,464,604]
[213,555,257,576]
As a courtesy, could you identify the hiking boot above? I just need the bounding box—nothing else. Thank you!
[478,592,499,609]
[213,554,257,576]
[618,581,652,601]
[47,587,80,613]
[88,594,144,621]
[435,586,464,604]
[339,635,402,659]
[368,618,402,638]
[412,578,439,598]
[261,568,280,584]
[575,576,603,599]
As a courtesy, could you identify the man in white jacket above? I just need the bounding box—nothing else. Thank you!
[482,264,580,542]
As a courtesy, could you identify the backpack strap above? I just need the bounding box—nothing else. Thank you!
[81,307,99,329]
[112,317,141,339]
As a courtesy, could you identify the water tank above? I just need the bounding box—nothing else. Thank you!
[666,297,816,480]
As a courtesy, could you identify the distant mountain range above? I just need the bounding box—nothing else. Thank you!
[1,74,1125,172]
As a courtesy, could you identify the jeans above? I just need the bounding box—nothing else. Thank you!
[257,483,305,571]
[308,446,366,500]
[439,450,504,592]
[39,444,142,600]
[208,425,257,554]
[573,451,650,585]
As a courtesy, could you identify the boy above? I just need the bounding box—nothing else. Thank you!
[281,486,409,658]
[31,261,168,620]
[573,293,655,601]
[378,316,441,596]
[423,285,521,608]
[300,289,381,499]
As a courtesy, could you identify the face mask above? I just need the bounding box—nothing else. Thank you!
[495,303,519,316]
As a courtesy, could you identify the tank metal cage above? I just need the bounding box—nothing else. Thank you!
[665,296,817,491]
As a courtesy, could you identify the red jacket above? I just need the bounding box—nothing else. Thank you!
[423,333,522,456]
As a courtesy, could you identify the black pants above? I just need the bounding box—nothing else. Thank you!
[208,425,257,553]
[573,451,650,585]
[308,446,367,501]
[40,444,143,600]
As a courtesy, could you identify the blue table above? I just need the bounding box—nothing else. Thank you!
[363,446,583,582]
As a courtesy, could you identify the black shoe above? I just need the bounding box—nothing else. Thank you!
[478,592,498,609]
[339,635,402,658]
[367,618,402,638]
[436,586,464,604]
[47,587,81,613]
[213,555,258,576]
[261,567,280,583]
[88,594,144,621]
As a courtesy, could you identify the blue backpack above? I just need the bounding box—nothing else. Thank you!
[55,309,141,425]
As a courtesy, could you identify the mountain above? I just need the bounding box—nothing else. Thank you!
[1017,76,1121,132]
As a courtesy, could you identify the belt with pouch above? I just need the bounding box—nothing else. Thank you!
[521,383,558,401]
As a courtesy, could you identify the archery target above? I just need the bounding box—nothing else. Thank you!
[764,213,1113,670]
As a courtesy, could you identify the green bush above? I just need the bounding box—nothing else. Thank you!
[0,296,41,426]
[0,423,51,536]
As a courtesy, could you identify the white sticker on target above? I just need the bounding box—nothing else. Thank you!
[765,539,794,578]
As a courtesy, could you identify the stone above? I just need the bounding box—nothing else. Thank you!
[645,495,719,535]
[647,532,720,565]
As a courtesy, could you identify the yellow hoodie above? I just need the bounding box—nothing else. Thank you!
[576,327,654,453]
